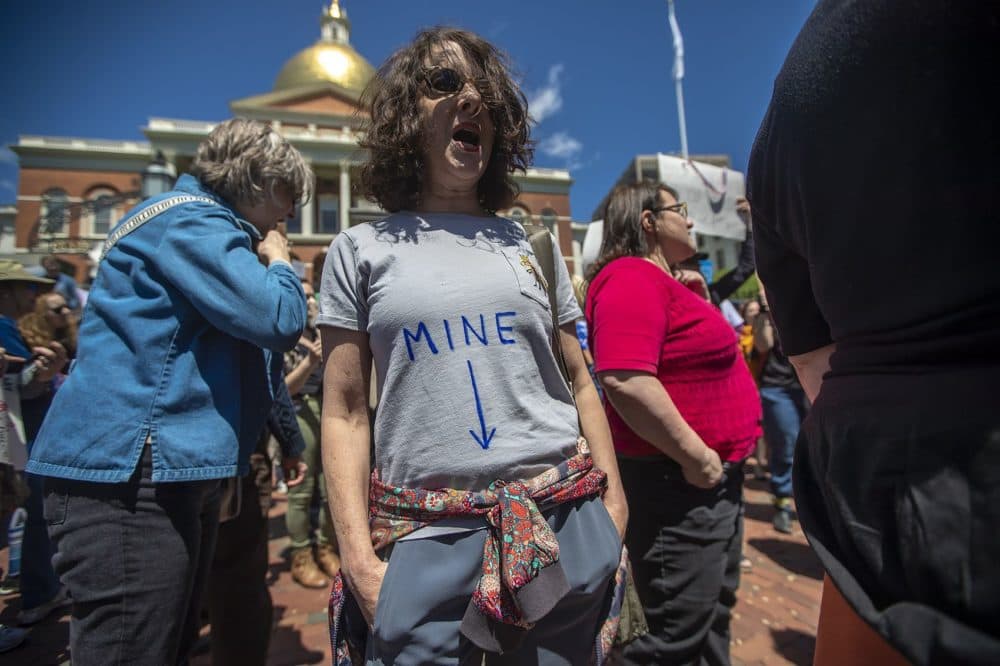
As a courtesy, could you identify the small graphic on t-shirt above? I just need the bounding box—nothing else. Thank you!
[518,252,548,292]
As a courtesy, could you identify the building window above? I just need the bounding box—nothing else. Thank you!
[40,188,69,234]
[639,159,659,183]
[85,187,121,235]
[318,194,339,234]
[715,248,726,272]
[540,208,557,233]
[287,207,302,234]
[697,233,706,249]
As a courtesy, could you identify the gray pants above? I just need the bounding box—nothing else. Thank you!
[366,496,621,665]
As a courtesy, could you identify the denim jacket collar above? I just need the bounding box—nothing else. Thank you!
[174,174,262,242]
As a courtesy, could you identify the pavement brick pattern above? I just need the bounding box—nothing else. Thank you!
[0,470,822,665]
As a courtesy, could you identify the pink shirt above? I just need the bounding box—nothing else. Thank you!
[585,257,761,461]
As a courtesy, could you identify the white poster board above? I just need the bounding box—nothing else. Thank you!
[0,374,27,470]
[656,155,746,242]
[581,220,604,276]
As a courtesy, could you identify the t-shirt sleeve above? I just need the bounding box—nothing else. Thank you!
[752,208,832,355]
[589,264,667,375]
[317,231,368,331]
[551,239,583,326]
[748,105,832,356]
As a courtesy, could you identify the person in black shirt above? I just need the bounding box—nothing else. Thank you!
[747,2,1000,664]
[752,293,806,534]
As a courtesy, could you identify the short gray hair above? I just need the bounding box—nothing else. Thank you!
[191,118,313,208]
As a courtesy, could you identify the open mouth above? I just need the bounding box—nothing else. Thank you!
[452,125,481,152]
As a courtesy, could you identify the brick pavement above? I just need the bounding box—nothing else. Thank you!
[0,469,822,665]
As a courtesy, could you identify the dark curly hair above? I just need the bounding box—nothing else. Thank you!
[586,180,680,284]
[358,26,533,213]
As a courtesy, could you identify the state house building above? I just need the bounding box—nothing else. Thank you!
[3,0,579,283]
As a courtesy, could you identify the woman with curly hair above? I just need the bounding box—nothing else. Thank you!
[19,291,77,360]
[319,26,627,664]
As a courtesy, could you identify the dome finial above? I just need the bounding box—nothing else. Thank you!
[321,0,351,43]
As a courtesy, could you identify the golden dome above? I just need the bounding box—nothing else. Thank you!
[273,0,374,96]
[273,42,375,96]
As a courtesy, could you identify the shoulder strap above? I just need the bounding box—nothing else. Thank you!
[522,222,571,387]
[99,195,218,262]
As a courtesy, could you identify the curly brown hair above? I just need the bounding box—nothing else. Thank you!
[18,292,78,358]
[358,26,533,213]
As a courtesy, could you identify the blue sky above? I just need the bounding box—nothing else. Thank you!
[0,0,816,220]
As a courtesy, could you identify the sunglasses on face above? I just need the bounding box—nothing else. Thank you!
[48,304,70,313]
[649,201,689,219]
[420,66,486,97]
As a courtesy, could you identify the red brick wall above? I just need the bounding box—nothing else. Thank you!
[16,168,142,250]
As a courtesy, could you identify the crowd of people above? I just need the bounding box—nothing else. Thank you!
[1,1,998,664]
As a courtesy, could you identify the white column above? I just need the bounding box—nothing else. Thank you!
[339,161,351,230]
[300,169,316,235]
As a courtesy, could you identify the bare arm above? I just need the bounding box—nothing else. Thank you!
[753,312,776,354]
[789,343,835,403]
[599,370,723,488]
[319,325,385,626]
[559,324,627,539]
[284,337,321,396]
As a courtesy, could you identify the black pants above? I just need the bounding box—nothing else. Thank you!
[207,452,273,666]
[44,446,221,666]
[618,456,744,666]
[797,374,1000,665]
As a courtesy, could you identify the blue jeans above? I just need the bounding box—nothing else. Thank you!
[44,445,221,665]
[760,385,808,500]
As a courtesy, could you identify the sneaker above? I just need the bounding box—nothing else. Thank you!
[0,625,28,653]
[315,543,341,578]
[773,509,793,534]
[290,547,329,589]
[771,498,794,534]
[16,586,71,626]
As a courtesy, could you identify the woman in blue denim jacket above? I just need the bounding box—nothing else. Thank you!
[26,118,311,665]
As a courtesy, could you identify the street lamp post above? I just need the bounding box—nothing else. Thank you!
[141,151,177,199]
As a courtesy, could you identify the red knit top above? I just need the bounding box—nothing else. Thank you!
[585,257,761,462]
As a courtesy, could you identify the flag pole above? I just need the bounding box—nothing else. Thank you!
[667,0,689,160]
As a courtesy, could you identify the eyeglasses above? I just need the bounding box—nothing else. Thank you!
[48,304,70,313]
[649,201,688,219]
[420,66,485,97]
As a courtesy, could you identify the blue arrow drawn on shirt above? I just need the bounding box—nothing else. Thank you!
[466,360,496,450]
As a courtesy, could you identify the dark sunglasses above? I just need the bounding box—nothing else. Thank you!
[48,304,70,313]
[420,66,485,97]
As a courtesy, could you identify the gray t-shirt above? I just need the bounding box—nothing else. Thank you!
[318,211,582,491]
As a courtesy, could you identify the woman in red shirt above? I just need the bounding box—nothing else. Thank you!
[586,180,761,665]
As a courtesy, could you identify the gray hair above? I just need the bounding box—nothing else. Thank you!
[191,118,313,208]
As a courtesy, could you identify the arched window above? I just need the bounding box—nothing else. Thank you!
[40,188,69,234]
[85,187,122,236]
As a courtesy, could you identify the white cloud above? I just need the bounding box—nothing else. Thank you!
[539,131,583,161]
[526,64,564,124]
